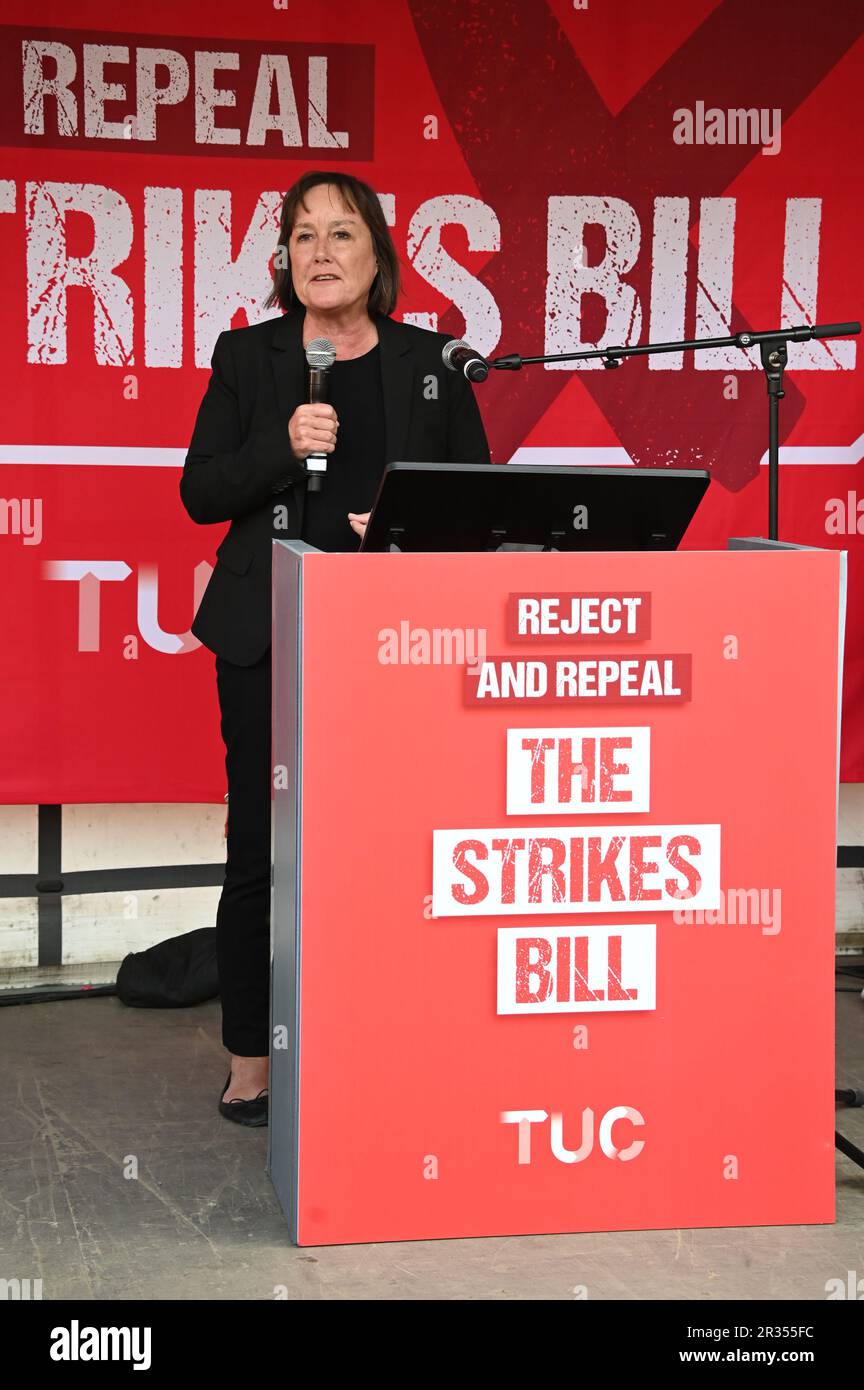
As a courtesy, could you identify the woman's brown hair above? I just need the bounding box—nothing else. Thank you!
[265,171,400,317]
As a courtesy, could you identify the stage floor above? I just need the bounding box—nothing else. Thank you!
[1,961,862,1302]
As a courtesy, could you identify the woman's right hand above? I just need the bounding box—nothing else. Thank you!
[288,403,339,461]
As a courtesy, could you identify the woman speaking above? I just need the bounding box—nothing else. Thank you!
[180,170,491,1126]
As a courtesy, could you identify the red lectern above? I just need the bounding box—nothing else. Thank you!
[268,540,844,1247]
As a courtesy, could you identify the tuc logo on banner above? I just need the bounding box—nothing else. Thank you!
[431,588,722,1017]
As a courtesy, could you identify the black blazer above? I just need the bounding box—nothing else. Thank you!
[180,311,491,666]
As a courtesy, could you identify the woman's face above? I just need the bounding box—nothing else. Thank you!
[288,183,378,317]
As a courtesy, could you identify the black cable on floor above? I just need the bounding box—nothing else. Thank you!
[0,984,117,1006]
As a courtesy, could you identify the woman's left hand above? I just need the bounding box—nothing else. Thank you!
[348,511,370,539]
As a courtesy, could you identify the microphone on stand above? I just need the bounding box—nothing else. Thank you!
[442,338,489,383]
[304,337,336,492]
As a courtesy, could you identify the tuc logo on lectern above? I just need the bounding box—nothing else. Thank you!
[430,589,722,1018]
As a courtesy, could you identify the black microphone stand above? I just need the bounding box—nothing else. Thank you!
[494,317,864,1170]
[489,320,861,541]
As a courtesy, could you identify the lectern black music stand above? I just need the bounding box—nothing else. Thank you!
[360,462,709,553]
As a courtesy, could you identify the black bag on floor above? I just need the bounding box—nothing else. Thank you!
[116,928,219,1007]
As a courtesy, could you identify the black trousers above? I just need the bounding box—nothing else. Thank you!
[214,648,271,1057]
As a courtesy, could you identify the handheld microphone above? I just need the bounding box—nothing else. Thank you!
[304,337,336,492]
[442,338,489,383]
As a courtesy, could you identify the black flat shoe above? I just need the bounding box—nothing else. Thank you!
[218,1074,269,1127]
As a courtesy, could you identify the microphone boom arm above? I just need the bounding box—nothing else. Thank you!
[488,321,860,372]
[486,320,861,541]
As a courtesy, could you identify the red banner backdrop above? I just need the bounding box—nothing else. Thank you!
[0,0,861,802]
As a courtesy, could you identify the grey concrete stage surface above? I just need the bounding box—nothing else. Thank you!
[1,967,862,1302]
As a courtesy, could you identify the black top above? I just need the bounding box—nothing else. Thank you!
[182,311,492,666]
[301,344,386,552]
